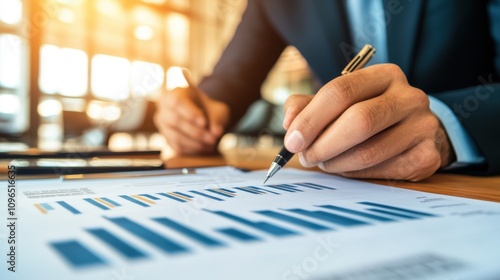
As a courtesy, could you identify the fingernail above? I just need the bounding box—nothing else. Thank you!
[299,153,314,168]
[318,162,326,170]
[285,130,304,152]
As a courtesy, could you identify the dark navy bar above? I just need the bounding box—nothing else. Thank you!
[301,182,337,190]
[359,202,437,217]
[256,210,331,231]
[153,217,224,247]
[106,217,189,254]
[216,228,261,242]
[318,205,395,222]
[51,240,105,267]
[101,197,121,207]
[173,191,193,198]
[208,210,297,237]
[220,188,236,194]
[293,183,323,190]
[288,209,369,227]
[281,184,303,192]
[119,195,150,207]
[367,208,419,220]
[87,228,147,259]
[157,193,186,203]
[57,201,81,214]
[250,186,280,195]
[266,185,296,193]
[140,194,160,200]
[84,198,109,210]
[189,190,224,201]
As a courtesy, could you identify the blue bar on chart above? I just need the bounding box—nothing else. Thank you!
[119,195,150,207]
[358,202,437,217]
[84,198,110,210]
[247,186,280,195]
[153,217,225,247]
[51,240,106,267]
[282,184,305,192]
[206,188,235,198]
[41,202,54,210]
[173,191,193,198]
[86,228,148,260]
[216,228,261,242]
[139,194,161,201]
[100,197,121,207]
[57,201,81,215]
[266,185,299,193]
[105,217,190,255]
[189,190,224,201]
[158,192,188,203]
[234,187,262,195]
[367,208,420,220]
[318,205,395,222]
[255,210,331,231]
[287,209,369,227]
[34,203,53,214]
[296,182,337,190]
[207,210,298,237]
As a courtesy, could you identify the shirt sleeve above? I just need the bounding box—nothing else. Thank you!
[427,95,485,169]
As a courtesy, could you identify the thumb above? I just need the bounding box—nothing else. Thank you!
[283,94,314,130]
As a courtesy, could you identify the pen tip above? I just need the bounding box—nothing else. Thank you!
[263,176,269,184]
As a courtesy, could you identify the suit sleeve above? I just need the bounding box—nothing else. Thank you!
[198,0,287,128]
[430,0,500,175]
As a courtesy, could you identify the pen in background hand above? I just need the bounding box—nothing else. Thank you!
[263,44,376,184]
[181,68,210,129]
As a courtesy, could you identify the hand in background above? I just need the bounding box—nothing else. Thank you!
[282,64,454,181]
[154,87,229,155]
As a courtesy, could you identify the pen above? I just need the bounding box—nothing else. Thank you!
[181,68,210,129]
[60,168,196,181]
[264,44,376,183]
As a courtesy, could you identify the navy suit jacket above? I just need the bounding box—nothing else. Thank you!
[199,0,500,175]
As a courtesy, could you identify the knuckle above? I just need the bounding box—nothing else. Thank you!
[325,76,359,107]
[350,105,377,134]
[404,141,441,181]
[412,88,430,109]
[424,114,440,133]
[351,145,380,168]
[382,63,405,81]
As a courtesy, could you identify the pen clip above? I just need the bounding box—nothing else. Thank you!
[341,44,376,75]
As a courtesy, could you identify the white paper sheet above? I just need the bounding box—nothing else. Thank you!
[1,166,500,280]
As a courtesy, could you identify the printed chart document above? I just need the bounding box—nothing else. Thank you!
[1,166,500,280]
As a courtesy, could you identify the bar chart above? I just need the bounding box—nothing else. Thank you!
[49,200,439,268]
[33,182,336,215]
[12,167,500,280]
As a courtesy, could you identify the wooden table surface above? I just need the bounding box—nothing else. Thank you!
[164,147,500,203]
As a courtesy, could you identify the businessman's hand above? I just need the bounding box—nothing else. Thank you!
[154,87,229,155]
[282,64,454,181]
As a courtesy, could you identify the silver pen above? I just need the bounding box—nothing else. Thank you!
[264,44,376,183]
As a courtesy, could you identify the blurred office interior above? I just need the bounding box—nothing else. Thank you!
[0,0,314,154]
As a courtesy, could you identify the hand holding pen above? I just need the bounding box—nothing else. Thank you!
[266,42,453,182]
[154,67,230,155]
[264,44,376,182]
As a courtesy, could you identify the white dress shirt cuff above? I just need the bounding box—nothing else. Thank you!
[428,95,485,169]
